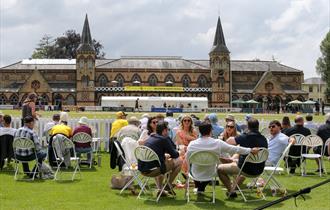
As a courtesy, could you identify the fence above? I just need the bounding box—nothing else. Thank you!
[11,117,113,149]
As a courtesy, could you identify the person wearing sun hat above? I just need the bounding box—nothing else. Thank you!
[110,111,128,140]
[73,116,93,163]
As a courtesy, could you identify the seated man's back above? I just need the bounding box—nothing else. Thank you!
[235,131,268,175]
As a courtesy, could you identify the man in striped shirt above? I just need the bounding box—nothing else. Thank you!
[14,116,46,177]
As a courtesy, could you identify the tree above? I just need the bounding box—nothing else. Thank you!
[316,31,330,99]
[32,30,105,59]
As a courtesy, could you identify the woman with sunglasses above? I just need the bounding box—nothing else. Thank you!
[219,121,240,163]
[138,116,158,145]
[176,115,198,175]
[219,121,240,141]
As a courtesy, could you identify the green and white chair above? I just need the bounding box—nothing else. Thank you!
[13,137,40,181]
[186,151,219,203]
[233,148,269,202]
[301,135,324,177]
[72,132,93,168]
[134,146,174,203]
[285,134,306,175]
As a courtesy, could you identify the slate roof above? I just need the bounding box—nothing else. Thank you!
[303,77,325,84]
[1,59,302,73]
[96,56,209,69]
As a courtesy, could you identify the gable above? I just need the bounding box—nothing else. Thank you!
[19,69,52,93]
[253,71,284,95]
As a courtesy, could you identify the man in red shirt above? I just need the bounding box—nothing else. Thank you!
[73,116,93,163]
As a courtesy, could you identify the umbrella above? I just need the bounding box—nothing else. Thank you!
[287,100,303,105]
[303,100,316,105]
[246,99,259,104]
[232,99,246,104]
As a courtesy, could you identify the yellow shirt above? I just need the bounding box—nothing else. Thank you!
[50,124,73,138]
[110,119,128,138]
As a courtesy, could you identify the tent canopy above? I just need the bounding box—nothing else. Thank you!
[232,99,246,104]
[287,100,303,105]
[246,99,259,104]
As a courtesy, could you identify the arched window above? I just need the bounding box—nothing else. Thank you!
[132,74,142,86]
[114,74,125,87]
[54,94,63,107]
[87,60,93,70]
[242,95,250,101]
[232,95,239,101]
[197,75,208,87]
[81,75,89,87]
[165,74,175,86]
[182,75,191,87]
[219,77,224,89]
[0,95,7,105]
[66,94,75,105]
[98,74,108,87]
[148,74,158,86]
[20,94,28,103]
[9,94,19,105]
[39,94,49,105]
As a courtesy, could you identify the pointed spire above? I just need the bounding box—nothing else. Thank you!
[77,14,95,52]
[209,16,229,54]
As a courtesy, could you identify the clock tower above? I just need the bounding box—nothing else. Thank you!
[76,14,96,106]
[209,16,231,107]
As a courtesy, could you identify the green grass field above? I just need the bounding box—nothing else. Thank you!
[0,110,329,210]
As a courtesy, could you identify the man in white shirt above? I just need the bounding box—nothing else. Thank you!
[304,114,318,130]
[43,114,60,135]
[267,120,294,166]
[0,115,16,136]
[186,122,258,194]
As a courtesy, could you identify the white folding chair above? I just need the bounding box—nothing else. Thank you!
[13,137,40,181]
[323,138,330,174]
[260,127,271,140]
[72,132,93,168]
[285,134,306,175]
[52,135,81,181]
[301,135,324,177]
[113,141,144,194]
[186,151,219,203]
[263,143,292,191]
[233,148,269,202]
[134,146,174,203]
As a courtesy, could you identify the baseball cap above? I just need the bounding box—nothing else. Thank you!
[116,111,127,118]
[245,114,253,121]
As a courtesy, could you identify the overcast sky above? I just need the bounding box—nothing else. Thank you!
[0,0,329,78]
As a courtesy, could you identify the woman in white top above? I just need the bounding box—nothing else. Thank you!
[138,116,157,145]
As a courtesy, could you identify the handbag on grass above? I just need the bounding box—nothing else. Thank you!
[110,175,133,189]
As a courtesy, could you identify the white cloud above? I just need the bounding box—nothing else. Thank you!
[0,0,329,79]
[265,0,313,32]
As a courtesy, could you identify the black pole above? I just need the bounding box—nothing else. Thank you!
[255,179,330,210]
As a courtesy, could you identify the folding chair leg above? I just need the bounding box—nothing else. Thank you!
[14,161,19,180]
[156,173,170,202]
[186,176,190,203]
[120,176,135,194]
[137,177,149,199]
[212,178,216,203]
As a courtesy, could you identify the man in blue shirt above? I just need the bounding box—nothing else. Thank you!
[267,120,294,166]
[138,121,182,195]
